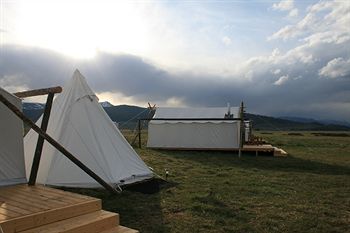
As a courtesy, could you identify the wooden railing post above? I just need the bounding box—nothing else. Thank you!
[0,93,118,194]
[138,119,142,148]
[28,92,55,185]
[239,101,244,158]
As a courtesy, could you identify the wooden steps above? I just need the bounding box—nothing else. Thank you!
[100,226,139,233]
[273,147,288,156]
[21,210,118,233]
[0,184,138,233]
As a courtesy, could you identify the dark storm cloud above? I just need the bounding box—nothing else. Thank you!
[0,45,349,122]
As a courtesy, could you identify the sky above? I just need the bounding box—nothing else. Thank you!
[0,0,349,122]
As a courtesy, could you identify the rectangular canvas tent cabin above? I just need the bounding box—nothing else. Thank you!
[147,106,244,150]
[0,87,27,186]
[24,70,153,188]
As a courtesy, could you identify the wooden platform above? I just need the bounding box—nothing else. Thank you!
[243,144,288,156]
[0,184,138,233]
[149,144,288,156]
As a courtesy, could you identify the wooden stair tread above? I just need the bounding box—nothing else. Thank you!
[1,199,101,233]
[100,225,139,233]
[19,210,118,233]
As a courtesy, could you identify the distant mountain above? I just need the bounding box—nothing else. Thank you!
[280,116,350,127]
[247,113,350,131]
[22,102,350,131]
[22,102,45,110]
[279,116,319,124]
[100,101,114,108]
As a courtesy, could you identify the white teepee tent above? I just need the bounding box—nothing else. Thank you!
[0,87,27,186]
[24,70,153,188]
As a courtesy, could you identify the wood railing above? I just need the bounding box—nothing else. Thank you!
[0,87,118,194]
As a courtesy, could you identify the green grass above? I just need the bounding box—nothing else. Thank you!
[65,131,350,233]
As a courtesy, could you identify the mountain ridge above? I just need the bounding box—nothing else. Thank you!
[22,102,350,131]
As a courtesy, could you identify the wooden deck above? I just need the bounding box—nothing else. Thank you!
[0,184,138,233]
[148,144,287,156]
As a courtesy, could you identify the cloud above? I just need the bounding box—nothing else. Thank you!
[288,8,298,17]
[222,36,232,46]
[273,69,281,75]
[1,44,349,122]
[274,75,289,85]
[269,1,350,41]
[319,58,350,78]
[272,0,298,18]
[272,0,294,11]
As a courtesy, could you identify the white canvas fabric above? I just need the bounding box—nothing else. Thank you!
[151,107,240,124]
[24,70,152,188]
[147,107,241,149]
[0,87,27,186]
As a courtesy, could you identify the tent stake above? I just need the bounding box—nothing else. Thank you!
[0,93,118,194]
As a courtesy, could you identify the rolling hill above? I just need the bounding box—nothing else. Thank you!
[22,103,350,131]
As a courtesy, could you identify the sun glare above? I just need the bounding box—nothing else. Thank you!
[11,0,149,58]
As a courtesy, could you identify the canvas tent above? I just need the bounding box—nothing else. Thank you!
[147,106,242,149]
[0,87,27,186]
[24,70,153,188]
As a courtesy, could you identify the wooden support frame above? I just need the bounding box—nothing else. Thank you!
[28,92,55,185]
[0,93,118,194]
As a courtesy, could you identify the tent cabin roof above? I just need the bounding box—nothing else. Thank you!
[150,106,240,124]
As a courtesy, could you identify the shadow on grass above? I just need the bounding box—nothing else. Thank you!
[61,183,170,233]
[155,150,350,176]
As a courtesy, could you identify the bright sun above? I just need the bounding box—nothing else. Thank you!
[7,0,149,58]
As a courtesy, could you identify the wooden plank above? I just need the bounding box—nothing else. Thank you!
[0,196,44,214]
[13,86,62,98]
[0,207,21,218]
[9,185,85,205]
[0,212,10,221]
[0,202,32,215]
[20,210,118,233]
[0,189,69,209]
[1,199,102,233]
[33,185,94,202]
[0,192,51,212]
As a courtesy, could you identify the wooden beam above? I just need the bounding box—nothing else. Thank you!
[0,93,118,194]
[28,92,55,186]
[13,86,62,98]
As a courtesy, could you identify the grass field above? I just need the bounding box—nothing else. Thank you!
[66,131,350,233]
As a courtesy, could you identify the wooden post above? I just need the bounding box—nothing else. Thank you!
[238,101,244,158]
[138,119,142,148]
[28,92,55,185]
[0,93,118,194]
